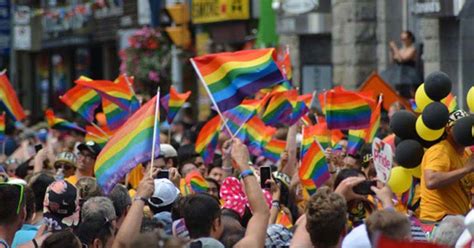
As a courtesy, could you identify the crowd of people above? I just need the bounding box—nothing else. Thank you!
[0,98,473,248]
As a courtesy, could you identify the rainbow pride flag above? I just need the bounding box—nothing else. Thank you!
[275,50,292,80]
[364,98,382,143]
[45,109,85,133]
[263,139,286,163]
[0,73,26,121]
[325,90,372,130]
[276,211,293,229]
[223,99,260,136]
[241,116,276,156]
[301,123,344,156]
[94,95,160,194]
[300,178,317,196]
[0,112,5,143]
[85,125,112,148]
[299,141,330,189]
[60,85,101,122]
[195,115,222,165]
[75,75,137,111]
[191,48,285,112]
[442,93,458,113]
[102,99,130,131]
[283,94,312,125]
[185,170,209,193]
[347,129,366,156]
[262,90,297,126]
[161,86,191,124]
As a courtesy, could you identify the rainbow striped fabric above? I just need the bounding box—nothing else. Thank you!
[263,139,286,163]
[325,89,372,130]
[75,75,137,111]
[283,94,312,125]
[45,109,85,133]
[160,86,191,124]
[0,112,5,142]
[223,99,261,136]
[299,140,330,191]
[185,170,209,193]
[442,93,458,113]
[347,129,366,156]
[94,95,160,194]
[301,123,344,156]
[262,90,297,126]
[242,116,277,156]
[195,115,222,165]
[191,48,285,112]
[275,50,292,80]
[0,73,26,121]
[60,85,101,122]
[364,98,382,143]
[85,125,112,148]
[102,99,131,131]
[276,211,293,229]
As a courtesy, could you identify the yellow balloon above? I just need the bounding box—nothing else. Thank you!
[415,84,433,112]
[415,116,444,141]
[387,166,413,194]
[409,166,422,178]
[467,86,474,113]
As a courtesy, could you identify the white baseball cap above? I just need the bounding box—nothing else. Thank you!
[160,144,177,158]
[148,179,180,208]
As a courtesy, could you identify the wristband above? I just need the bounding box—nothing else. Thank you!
[272,202,280,209]
[239,169,254,179]
[133,196,148,203]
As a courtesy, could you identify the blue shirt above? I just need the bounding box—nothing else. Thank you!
[11,224,39,248]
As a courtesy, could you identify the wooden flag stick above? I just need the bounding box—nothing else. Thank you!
[149,87,161,178]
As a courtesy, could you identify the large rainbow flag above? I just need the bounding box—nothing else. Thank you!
[0,72,26,121]
[191,48,285,112]
[0,112,5,142]
[102,98,132,131]
[60,85,101,122]
[94,95,160,194]
[299,141,330,192]
[325,89,372,130]
[195,115,222,165]
[160,86,191,124]
[45,109,85,133]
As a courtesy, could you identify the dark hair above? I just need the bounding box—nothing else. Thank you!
[29,173,55,212]
[205,177,221,198]
[41,230,81,248]
[0,184,24,225]
[171,196,186,221]
[334,168,366,189]
[140,217,164,233]
[177,144,199,167]
[148,199,174,215]
[183,193,221,239]
[76,217,114,247]
[403,30,415,42]
[109,184,131,218]
[24,186,35,222]
[15,159,33,179]
[306,187,347,247]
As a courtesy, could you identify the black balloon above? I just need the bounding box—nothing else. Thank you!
[389,110,418,140]
[422,102,449,130]
[452,116,474,147]
[424,71,452,101]
[395,136,403,146]
[416,133,443,148]
[395,139,425,168]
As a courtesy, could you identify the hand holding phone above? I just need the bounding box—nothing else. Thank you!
[260,166,271,189]
[155,170,170,179]
[353,180,376,195]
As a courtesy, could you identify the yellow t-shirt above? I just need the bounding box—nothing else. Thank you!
[65,175,78,185]
[420,140,473,221]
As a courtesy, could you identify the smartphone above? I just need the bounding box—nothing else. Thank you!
[260,166,271,189]
[155,170,169,179]
[34,144,43,153]
[353,180,376,195]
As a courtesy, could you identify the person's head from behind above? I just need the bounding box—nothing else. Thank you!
[401,30,415,45]
[24,186,36,224]
[76,177,103,206]
[183,193,223,240]
[147,178,180,215]
[29,173,54,214]
[219,211,245,248]
[0,183,26,232]
[41,230,81,248]
[43,180,80,231]
[109,184,131,230]
[431,215,465,247]
[306,187,347,248]
[81,196,117,228]
[365,210,411,244]
[179,163,197,178]
[76,216,115,248]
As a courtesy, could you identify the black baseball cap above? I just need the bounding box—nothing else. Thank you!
[77,141,102,158]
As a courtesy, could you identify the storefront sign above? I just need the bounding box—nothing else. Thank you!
[414,0,455,16]
[372,138,393,183]
[192,0,249,24]
[282,0,318,15]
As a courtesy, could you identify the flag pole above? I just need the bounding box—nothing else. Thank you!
[190,59,233,136]
[88,121,110,139]
[149,87,161,178]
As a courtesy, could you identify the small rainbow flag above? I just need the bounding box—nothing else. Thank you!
[195,115,222,165]
[223,99,260,136]
[263,139,286,163]
[275,50,292,80]
[94,95,160,194]
[0,72,26,121]
[364,98,382,143]
[283,94,312,125]
[160,86,191,124]
[299,141,330,189]
[262,90,297,126]
[301,123,344,156]
[442,93,458,113]
[191,48,285,112]
[276,211,293,229]
[185,170,209,193]
[347,129,366,156]
[85,125,112,148]
[45,109,85,133]
[325,89,372,130]
[241,116,276,156]
[60,85,101,122]
[0,112,5,143]
[300,178,317,196]
[75,74,137,111]
[258,80,292,95]
[102,99,131,131]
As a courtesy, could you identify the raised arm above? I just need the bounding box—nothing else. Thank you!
[283,124,298,176]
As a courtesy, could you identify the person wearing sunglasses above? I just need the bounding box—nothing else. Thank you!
[53,152,77,180]
[67,141,101,185]
[0,182,26,247]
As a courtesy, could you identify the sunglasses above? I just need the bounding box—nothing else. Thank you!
[0,183,24,214]
[54,163,73,171]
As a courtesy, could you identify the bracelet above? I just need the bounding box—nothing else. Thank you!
[32,238,39,248]
[272,202,280,209]
[239,169,254,179]
[272,200,280,204]
[133,196,148,203]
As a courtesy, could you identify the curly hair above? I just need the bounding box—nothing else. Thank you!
[306,187,347,248]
